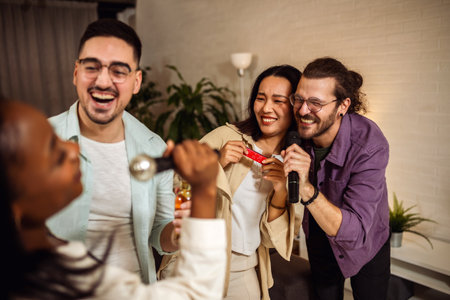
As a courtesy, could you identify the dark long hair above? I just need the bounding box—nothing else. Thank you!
[0,101,109,299]
[302,57,367,114]
[234,64,301,141]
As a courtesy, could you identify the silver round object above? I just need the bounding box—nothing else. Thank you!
[129,153,157,181]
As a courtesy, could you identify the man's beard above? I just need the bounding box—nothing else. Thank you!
[296,108,338,140]
[83,105,121,125]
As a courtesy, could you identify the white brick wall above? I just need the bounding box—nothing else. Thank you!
[136,0,450,241]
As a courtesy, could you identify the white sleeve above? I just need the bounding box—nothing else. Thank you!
[94,218,227,300]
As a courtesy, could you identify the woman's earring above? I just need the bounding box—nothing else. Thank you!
[339,113,344,117]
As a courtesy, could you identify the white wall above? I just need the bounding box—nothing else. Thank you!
[136,0,450,241]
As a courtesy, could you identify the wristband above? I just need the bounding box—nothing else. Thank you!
[270,201,287,210]
[300,186,319,206]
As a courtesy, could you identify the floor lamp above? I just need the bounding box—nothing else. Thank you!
[230,53,252,120]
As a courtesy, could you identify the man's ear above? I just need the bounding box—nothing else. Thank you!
[73,61,79,86]
[339,97,351,116]
[133,69,143,94]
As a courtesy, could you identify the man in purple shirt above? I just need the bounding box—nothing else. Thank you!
[283,57,390,300]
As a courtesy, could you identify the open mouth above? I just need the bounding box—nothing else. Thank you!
[89,91,118,108]
[296,112,316,125]
[300,117,315,124]
[87,86,118,105]
[91,92,115,103]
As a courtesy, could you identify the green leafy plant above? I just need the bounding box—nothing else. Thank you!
[126,67,162,130]
[155,65,238,143]
[389,192,436,248]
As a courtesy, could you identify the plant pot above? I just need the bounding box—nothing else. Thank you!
[391,232,403,247]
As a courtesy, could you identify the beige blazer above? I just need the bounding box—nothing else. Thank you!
[202,124,298,300]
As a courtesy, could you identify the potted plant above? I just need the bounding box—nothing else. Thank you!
[155,65,238,143]
[389,192,436,248]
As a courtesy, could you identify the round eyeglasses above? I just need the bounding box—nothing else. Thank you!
[289,94,338,113]
[78,58,135,83]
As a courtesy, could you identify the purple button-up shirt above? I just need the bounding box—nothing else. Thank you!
[302,113,390,278]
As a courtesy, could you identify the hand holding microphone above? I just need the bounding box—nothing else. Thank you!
[129,141,220,182]
[130,140,220,223]
[283,132,317,206]
[285,131,302,203]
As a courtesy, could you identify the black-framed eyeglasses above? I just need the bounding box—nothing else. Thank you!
[77,58,135,83]
[289,94,339,113]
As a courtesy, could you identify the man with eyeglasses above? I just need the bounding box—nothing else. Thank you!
[283,57,390,300]
[46,19,181,285]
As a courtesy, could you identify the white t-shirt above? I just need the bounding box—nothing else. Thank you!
[80,136,140,275]
[231,144,282,255]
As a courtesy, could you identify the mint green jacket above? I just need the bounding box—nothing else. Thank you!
[46,101,174,284]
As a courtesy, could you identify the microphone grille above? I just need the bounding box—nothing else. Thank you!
[286,131,301,147]
[129,154,157,181]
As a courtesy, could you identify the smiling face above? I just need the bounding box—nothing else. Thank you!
[253,76,293,139]
[5,103,82,227]
[295,76,349,147]
[73,36,142,127]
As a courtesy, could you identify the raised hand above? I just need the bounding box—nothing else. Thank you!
[282,143,312,187]
[219,140,247,168]
[261,157,287,193]
[170,140,219,219]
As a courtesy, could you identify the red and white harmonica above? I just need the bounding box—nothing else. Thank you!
[244,148,267,164]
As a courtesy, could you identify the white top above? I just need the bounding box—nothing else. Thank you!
[54,218,226,300]
[231,144,282,255]
[80,136,140,275]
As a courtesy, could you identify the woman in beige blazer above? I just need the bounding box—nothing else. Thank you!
[200,65,302,300]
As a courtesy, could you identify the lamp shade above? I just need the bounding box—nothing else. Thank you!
[230,52,252,70]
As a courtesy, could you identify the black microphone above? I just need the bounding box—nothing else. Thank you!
[286,131,302,203]
[129,150,220,181]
